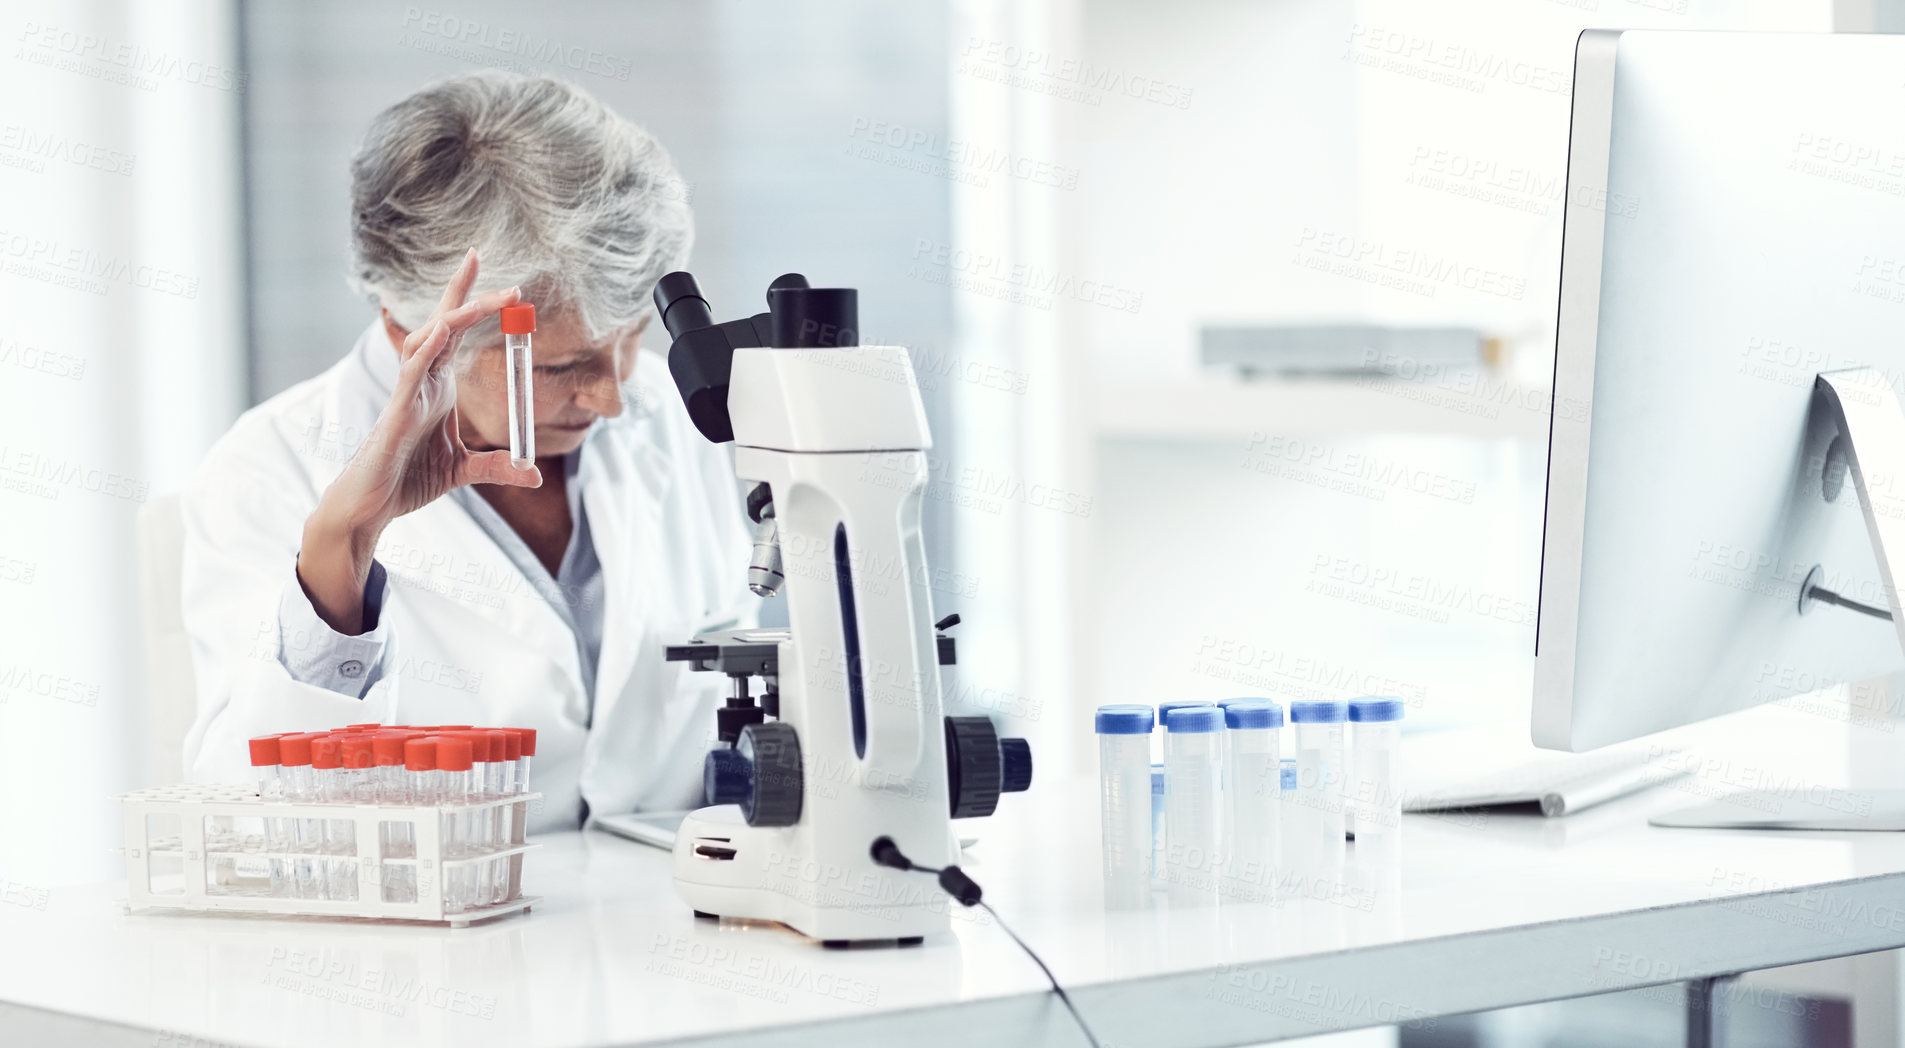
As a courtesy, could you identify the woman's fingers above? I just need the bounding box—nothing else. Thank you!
[459,448,542,489]
[434,248,481,317]
[395,319,449,394]
[440,285,522,337]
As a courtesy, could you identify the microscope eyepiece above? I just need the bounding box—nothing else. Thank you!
[654,271,716,339]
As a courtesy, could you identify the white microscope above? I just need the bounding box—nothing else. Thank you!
[653,272,1032,947]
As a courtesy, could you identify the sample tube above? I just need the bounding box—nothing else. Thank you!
[1163,706,1224,906]
[276,733,324,900]
[437,736,475,914]
[235,737,283,896]
[405,737,439,908]
[505,727,534,903]
[1289,700,1349,879]
[1150,764,1166,889]
[312,735,358,902]
[1095,704,1156,909]
[1222,700,1282,904]
[500,303,537,469]
[1348,696,1406,864]
[371,732,414,903]
[487,730,518,905]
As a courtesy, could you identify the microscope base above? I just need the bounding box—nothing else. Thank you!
[672,805,953,944]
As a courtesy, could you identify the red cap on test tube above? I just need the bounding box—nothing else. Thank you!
[311,735,342,770]
[278,733,317,767]
[500,303,536,335]
[248,736,281,766]
[371,733,409,767]
[342,735,376,769]
[437,736,474,772]
[495,730,521,761]
[517,728,537,756]
[404,737,438,772]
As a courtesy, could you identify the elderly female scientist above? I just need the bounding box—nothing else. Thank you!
[180,72,753,832]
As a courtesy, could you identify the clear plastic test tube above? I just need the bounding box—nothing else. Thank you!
[437,736,475,913]
[486,730,518,905]
[312,736,359,902]
[500,303,537,469]
[1222,701,1282,904]
[1095,704,1156,909]
[1151,764,1166,889]
[371,732,414,902]
[1163,706,1224,906]
[276,733,324,900]
[1348,696,1406,864]
[1289,700,1349,879]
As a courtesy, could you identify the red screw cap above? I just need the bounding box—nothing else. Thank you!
[500,304,536,335]
[248,736,281,767]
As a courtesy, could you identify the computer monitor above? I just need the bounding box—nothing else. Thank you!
[1535,30,1905,757]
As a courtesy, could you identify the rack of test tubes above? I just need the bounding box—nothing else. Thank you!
[121,726,541,927]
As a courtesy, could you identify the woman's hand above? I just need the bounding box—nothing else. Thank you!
[297,249,540,633]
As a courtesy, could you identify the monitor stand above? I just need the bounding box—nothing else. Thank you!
[1650,367,1905,831]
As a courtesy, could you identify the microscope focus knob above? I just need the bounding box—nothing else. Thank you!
[704,748,751,806]
[945,716,1004,819]
[737,722,804,827]
[1000,737,1033,793]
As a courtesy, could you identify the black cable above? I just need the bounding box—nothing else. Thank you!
[870,837,1102,1048]
[1810,584,1893,621]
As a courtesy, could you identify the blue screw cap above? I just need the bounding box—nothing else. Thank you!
[1289,699,1348,724]
[1095,704,1155,735]
[1223,700,1284,730]
[1349,696,1406,722]
[1165,706,1224,733]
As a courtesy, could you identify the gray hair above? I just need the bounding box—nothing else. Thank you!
[348,71,691,343]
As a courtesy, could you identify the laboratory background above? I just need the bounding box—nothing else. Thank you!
[6,1,1905,1046]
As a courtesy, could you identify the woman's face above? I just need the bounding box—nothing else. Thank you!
[454,311,645,463]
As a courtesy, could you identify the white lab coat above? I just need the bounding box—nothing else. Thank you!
[180,321,754,832]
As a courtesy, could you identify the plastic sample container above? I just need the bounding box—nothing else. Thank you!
[1095,704,1156,909]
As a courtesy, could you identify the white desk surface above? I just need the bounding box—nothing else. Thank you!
[5,711,1905,1048]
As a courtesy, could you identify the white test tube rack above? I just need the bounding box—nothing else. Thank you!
[120,784,541,927]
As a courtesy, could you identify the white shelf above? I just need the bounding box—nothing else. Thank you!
[1092,374,1554,441]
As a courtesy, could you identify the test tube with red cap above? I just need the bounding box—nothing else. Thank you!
[436,736,475,913]
[312,735,359,901]
[500,303,536,469]
[248,736,288,896]
[486,730,520,904]
[453,731,494,875]
[277,733,324,899]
